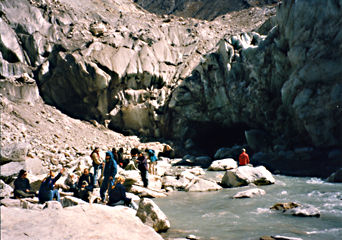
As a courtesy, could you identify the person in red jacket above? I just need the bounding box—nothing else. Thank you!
[239,148,250,166]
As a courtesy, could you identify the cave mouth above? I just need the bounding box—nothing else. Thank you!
[188,121,249,156]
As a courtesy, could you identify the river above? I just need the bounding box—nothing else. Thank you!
[154,174,342,240]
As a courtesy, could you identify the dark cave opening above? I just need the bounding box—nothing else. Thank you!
[187,121,249,156]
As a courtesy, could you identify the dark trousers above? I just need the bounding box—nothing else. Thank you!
[14,189,35,198]
[140,169,148,188]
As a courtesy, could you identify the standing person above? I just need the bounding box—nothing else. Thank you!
[38,168,64,203]
[90,147,102,186]
[145,148,158,175]
[112,148,120,166]
[107,176,138,209]
[239,148,250,166]
[100,151,117,202]
[136,150,148,188]
[13,170,36,198]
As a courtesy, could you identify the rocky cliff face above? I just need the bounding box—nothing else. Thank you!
[134,0,279,20]
[1,0,341,176]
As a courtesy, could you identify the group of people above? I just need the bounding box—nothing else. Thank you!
[13,146,159,208]
[13,146,249,208]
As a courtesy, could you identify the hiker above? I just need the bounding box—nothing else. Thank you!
[112,148,120,165]
[238,148,250,166]
[38,168,64,203]
[145,148,158,175]
[135,150,148,188]
[13,169,36,198]
[100,151,117,202]
[107,176,138,210]
[90,147,102,186]
[64,173,78,193]
[76,168,94,202]
[158,144,175,159]
[118,148,129,169]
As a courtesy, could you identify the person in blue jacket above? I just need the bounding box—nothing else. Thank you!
[100,151,117,202]
[107,176,137,209]
[145,148,158,175]
[38,168,64,203]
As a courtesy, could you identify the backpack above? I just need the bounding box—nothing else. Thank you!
[91,152,101,165]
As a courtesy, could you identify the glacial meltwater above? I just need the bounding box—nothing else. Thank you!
[154,174,342,240]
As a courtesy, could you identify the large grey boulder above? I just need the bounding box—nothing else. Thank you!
[208,158,237,171]
[129,185,167,198]
[233,188,266,198]
[221,166,275,187]
[136,198,170,232]
[271,202,320,218]
[0,142,30,163]
[0,161,25,180]
[0,180,13,199]
[184,178,222,192]
[1,204,163,240]
[162,176,190,190]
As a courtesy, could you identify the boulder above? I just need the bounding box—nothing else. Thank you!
[1,204,163,240]
[287,205,320,218]
[0,198,21,208]
[62,196,88,207]
[129,185,167,198]
[136,198,170,232]
[270,202,300,211]
[154,160,172,176]
[270,202,320,218]
[326,168,342,183]
[194,156,212,168]
[43,201,63,210]
[185,167,206,176]
[0,161,25,181]
[214,146,243,160]
[161,176,190,190]
[0,180,13,198]
[25,157,47,175]
[184,178,222,192]
[221,166,275,187]
[20,199,44,210]
[208,158,238,171]
[233,188,266,198]
[245,129,270,152]
[260,236,303,240]
[0,142,30,162]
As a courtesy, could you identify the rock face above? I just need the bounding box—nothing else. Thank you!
[221,166,275,187]
[134,0,279,20]
[164,0,342,175]
[1,0,341,177]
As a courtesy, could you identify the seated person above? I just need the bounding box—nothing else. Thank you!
[158,144,175,159]
[75,168,94,202]
[14,169,36,198]
[55,173,78,194]
[38,168,64,203]
[107,176,137,210]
